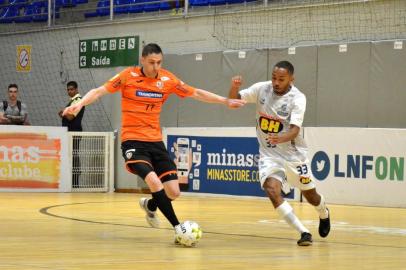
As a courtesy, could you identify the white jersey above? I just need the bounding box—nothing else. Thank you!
[239,81,308,162]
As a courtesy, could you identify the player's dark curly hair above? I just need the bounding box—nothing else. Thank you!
[274,61,294,75]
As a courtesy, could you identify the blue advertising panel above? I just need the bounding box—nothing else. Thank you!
[167,135,294,199]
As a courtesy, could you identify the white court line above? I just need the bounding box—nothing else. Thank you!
[256,219,406,236]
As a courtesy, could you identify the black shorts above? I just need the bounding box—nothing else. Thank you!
[121,140,177,181]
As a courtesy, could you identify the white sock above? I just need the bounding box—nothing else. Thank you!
[315,195,329,219]
[276,201,309,234]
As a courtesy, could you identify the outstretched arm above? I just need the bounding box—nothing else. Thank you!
[228,75,243,99]
[191,88,246,109]
[63,86,109,116]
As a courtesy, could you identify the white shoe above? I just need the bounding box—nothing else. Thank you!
[174,224,184,245]
[174,235,182,245]
[139,198,160,228]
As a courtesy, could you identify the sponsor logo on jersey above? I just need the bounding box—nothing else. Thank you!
[161,76,170,81]
[300,176,312,184]
[136,91,163,98]
[259,98,265,105]
[259,116,283,134]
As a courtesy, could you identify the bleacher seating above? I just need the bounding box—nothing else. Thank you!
[113,0,128,13]
[0,0,259,23]
[14,3,33,22]
[189,0,208,7]
[0,5,19,23]
[0,0,61,23]
[128,0,144,13]
[209,0,226,6]
[32,1,49,21]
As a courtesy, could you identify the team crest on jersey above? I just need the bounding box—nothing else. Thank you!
[156,81,163,89]
[300,177,312,184]
[277,104,289,117]
[259,116,283,134]
[259,98,266,105]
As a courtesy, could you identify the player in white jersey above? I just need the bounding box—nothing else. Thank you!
[229,61,330,246]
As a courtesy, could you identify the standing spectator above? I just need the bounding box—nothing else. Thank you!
[0,84,29,125]
[59,81,85,131]
[59,81,85,188]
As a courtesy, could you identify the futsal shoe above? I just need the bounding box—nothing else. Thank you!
[318,208,331,238]
[297,232,313,246]
[174,224,184,246]
[139,198,160,228]
[174,235,182,245]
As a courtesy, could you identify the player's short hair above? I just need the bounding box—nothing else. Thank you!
[8,83,18,91]
[67,81,78,89]
[274,61,294,75]
[142,43,162,57]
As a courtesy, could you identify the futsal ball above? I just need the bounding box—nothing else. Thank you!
[176,220,203,247]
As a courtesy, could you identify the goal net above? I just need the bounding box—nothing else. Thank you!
[213,0,406,50]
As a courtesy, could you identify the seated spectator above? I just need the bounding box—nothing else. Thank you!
[0,84,29,125]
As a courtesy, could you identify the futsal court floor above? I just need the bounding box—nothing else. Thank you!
[0,192,405,270]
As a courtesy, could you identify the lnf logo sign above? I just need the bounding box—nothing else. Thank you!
[310,151,404,181]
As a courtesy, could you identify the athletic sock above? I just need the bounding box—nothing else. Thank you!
[276,201,309,233]
[315,194,329,219]
[147,198,158,212]
[151,189,180,227]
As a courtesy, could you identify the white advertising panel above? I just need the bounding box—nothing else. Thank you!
[306,127,406,207]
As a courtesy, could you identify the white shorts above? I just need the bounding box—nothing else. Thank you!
[259,156,315,191]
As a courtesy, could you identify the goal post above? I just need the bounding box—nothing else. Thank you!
[68,132,115,192]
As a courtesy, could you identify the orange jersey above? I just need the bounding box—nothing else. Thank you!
[104,66,196,142]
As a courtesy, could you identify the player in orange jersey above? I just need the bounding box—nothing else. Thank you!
[63,43,246,243]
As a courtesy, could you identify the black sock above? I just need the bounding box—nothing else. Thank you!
[151,189,180,227]
[147,198,158,212]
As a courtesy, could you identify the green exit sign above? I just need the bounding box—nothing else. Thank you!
[79,36,139,68]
